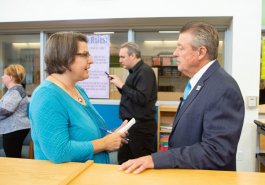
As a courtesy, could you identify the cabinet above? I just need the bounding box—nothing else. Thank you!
[254,119,265,172]
[157,105,177,151]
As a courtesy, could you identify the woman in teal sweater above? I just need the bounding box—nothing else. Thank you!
[29,32,127,164]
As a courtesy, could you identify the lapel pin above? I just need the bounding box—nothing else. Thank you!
[196,85,201,91]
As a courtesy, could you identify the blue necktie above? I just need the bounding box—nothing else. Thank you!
[183,81,191,100]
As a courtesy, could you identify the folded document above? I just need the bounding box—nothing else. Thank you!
[117,118,136,133]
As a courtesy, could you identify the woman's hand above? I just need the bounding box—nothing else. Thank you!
[102,132,128,151]
[92,120,129,153]
[92,131,128,153]
[114,120,128,133]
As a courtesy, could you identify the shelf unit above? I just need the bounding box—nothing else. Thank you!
[151,54,190,101]
[255,119,265,172]
[152,56,180,93]
[157,105,177,151]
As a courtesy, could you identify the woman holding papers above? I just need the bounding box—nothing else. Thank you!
[29,31,128,164]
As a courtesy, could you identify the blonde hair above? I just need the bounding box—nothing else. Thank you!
[4,64,26,84]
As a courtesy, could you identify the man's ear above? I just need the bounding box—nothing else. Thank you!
[197,46,207,60]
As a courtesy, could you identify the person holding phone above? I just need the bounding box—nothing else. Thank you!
[29,31,128,164]
[109,42,158,164]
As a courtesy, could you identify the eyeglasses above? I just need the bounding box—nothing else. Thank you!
[75,52,90,58]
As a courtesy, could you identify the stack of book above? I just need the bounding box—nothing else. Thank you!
[160,134,170,151]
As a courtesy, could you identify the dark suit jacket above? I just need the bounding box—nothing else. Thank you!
[152,61,245,171]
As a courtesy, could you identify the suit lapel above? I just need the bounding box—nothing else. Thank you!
[171,61,221,131]
[171,81,204,129]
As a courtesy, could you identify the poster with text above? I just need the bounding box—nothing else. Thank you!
[78,35,110,98]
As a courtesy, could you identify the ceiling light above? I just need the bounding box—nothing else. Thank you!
[93,32,114,34]
[12,42,40,48]
[144,40,178,44]
[158,31,180,34]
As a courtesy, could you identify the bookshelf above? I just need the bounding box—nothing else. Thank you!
[152,56,188,96]
[152,56,180,79]
[157,105,178,151]
[255,119,265,172]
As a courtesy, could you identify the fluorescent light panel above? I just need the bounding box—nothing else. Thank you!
[158,31,179,33]
[12,42,40,48]
[93,32,114,34]
[144,40,178,43]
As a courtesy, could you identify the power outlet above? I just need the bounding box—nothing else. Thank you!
[246,96,257,107]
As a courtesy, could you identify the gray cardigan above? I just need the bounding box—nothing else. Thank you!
[0,85,30,134]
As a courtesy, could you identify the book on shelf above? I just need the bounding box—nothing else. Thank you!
[162,57,171,66]
[172,57,177,65]
[160,134,170,139]
[160,138,169,142]
[159,135,169,151]
[159,145,169,151]
[152,57,161,66]
[160,125,172,132]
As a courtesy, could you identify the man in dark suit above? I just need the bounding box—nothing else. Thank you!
[119,21,245,174]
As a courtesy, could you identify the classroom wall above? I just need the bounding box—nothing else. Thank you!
[0,0,261,172]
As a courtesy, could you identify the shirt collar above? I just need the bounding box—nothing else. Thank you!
[189,59,216,90]
[129,60,143,73]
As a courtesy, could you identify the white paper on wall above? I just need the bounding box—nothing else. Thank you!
[78,34,110,99]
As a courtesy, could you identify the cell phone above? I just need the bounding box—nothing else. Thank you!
[105,72,113,80]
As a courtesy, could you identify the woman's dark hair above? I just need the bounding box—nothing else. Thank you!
[45,31,87,75]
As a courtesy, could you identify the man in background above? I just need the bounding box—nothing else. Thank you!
[109,42,157,164]
[119,22,244,173]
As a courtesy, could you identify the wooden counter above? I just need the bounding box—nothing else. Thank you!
[69,163,265,185]
[1,157,265,185]
[0,157,92,185]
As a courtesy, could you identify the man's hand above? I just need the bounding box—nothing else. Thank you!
[109,75,124,89]
[118,155,154,174]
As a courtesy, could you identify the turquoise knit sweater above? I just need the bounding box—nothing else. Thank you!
[29,80,109,164]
